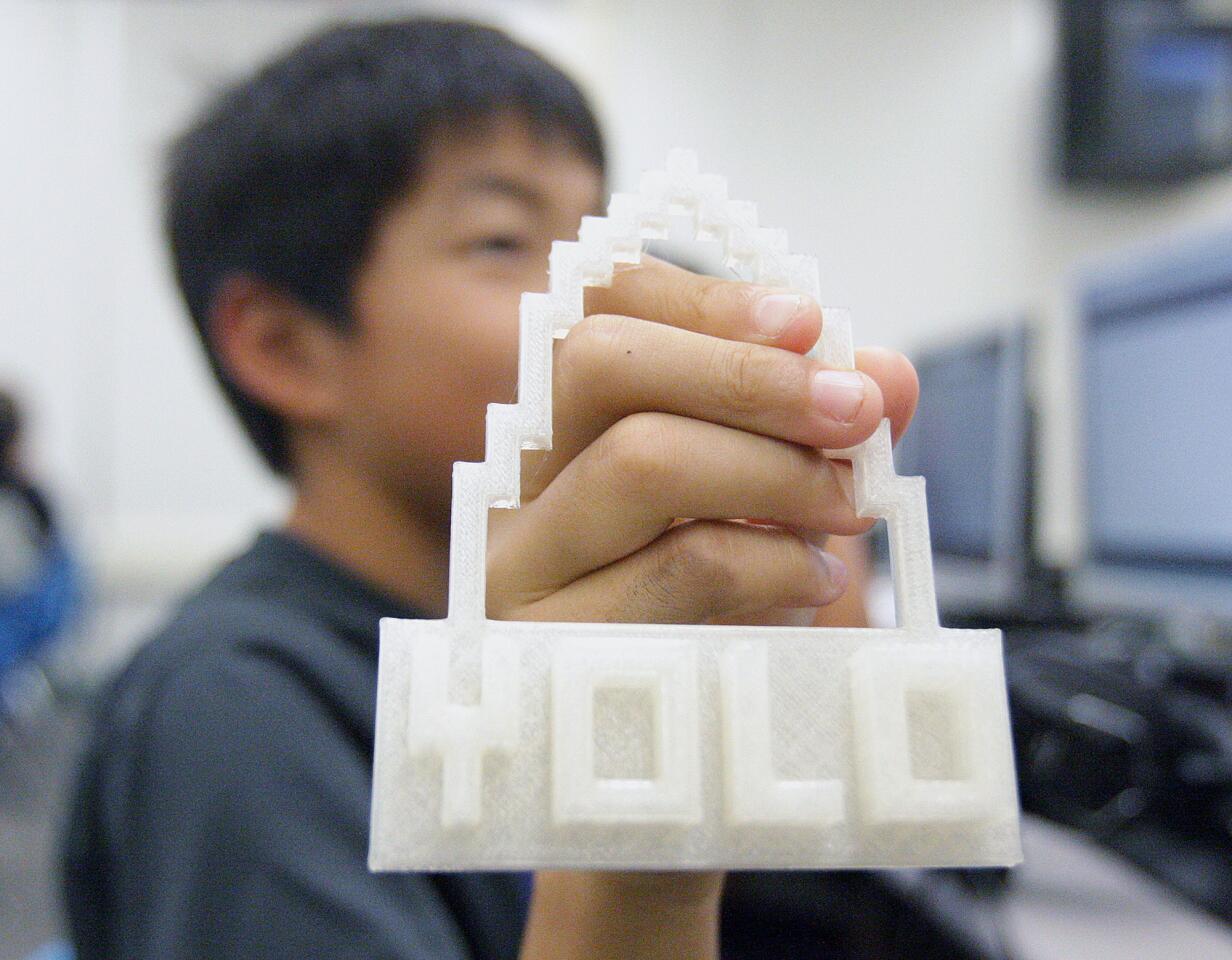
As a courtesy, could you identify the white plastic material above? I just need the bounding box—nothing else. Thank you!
[369,150,1022,870]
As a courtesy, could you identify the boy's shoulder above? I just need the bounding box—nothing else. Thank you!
[88,529,396,775]
[99,532,357,732]
[63,532,528,960]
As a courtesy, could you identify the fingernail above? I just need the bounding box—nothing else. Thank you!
[809,547,849,604]
[753,292,804,338]
[811,370,866,424]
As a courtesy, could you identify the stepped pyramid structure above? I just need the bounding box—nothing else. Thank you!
[370,151,1021,870]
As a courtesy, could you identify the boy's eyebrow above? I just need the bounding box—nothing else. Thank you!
[456,174,549,211]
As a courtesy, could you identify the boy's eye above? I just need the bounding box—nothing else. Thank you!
[468,234,531,257]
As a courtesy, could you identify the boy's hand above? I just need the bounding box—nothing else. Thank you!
[491,257,919,960]
[487,256,918,626]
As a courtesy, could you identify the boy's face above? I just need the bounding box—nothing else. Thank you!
[331,114,604,526]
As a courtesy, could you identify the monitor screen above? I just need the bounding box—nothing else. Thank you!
[898,328,1029,565]
[889,326,1034,616]
[910,342,1001,559]
[1061,0,1232,184]
[1083,241,1232,579]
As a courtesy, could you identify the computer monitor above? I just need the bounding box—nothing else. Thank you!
[893,324,1032,614]
[1071,225,1232,624]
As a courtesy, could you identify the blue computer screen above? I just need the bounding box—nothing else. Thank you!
[1085,280,1232,571]
[907,339,1002,559]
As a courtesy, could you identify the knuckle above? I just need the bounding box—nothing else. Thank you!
[575,311,636,347]
[684,276,721,321]
[692,276,746,323]
[557,313,635,388]
[592,411,677,495]
[712,340,770,413]
[658,524,740,605]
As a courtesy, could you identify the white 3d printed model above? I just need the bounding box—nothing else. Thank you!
[369,150,1022,870]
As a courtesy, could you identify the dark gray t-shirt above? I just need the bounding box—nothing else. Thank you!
[62,530,526,959]
[62,530,933,960]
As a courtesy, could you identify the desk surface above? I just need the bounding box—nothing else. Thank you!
[1002,816,1232,959]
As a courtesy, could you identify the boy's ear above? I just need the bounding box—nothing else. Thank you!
[208,275,349,425]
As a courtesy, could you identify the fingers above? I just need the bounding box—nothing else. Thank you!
[488,412,871,607]
[584,255,823,355]
[855,346,918,444]
[522,314,887,500]
[489,256,921,631]
[504,520,849,625]
[582,260,919,442]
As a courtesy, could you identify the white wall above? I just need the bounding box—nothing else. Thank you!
[587,0,1232,340]
[2,0,1230,667]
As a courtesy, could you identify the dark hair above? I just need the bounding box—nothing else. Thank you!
[0,388,20,463]
[165,18,605,475]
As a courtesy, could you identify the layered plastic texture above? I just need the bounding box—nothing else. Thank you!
[369,150,1022,870]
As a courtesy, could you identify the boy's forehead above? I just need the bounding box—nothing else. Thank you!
[454,173,553,210]
[414,116,604,213]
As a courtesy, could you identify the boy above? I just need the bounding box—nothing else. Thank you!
[63,19,918,960]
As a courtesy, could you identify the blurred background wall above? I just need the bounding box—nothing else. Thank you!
[3,0,1231,670]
